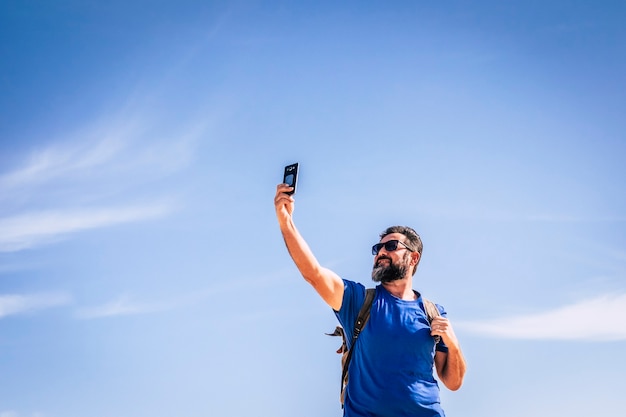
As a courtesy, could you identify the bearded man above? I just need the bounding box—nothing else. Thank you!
[274,183,466,417]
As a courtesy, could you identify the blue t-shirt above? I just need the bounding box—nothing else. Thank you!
[335,279,448,417]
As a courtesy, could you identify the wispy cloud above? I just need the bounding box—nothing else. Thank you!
[0,292,71,319]
[0,411,45,417]
[0,103,210,252]
[0,204,173,252]
[75,294,165,319]
[0,114,199,195]
[0,134,129,190]
[75,268,299,320]
[457,293,626,341]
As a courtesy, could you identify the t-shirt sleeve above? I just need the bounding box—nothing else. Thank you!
[334,279,366,350]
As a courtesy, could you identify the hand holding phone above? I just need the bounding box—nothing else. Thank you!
[283,163,299,195]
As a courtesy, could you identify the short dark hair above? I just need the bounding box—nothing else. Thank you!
[380,226,423,275]
[380,226,423,254]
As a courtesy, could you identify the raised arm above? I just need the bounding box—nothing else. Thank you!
[274,183,344,310]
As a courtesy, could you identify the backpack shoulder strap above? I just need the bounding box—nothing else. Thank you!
[422,298,440,323]
[340,288,376,405]
[352,288,376,341]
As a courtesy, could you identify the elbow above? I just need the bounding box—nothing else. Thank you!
[301,264,328,287]
[302,269,322,286]
[440,363,466,391]
[446,367,466,391]
[439,349,466,391]
[446,379,464,391]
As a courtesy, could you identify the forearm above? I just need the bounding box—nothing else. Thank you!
[274,183,343,309]
[279,216,325,282]
[438,345,466,391]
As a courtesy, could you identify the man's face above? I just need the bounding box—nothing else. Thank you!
[371,233,413,283]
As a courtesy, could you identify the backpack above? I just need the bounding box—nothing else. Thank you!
[326,288,441,406]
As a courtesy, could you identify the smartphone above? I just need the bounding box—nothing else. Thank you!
[283,163,299,195]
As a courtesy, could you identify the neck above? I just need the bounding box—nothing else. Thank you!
[381,277,415,300]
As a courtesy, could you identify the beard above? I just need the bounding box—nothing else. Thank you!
[371,253,410,283]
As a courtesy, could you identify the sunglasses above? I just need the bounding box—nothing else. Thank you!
[371,240,414,255]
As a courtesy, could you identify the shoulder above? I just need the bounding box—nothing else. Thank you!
[335,280,369,316]
[342,279,366,298]
[422,297,447,317]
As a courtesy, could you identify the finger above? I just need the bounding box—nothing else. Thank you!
[276,183,294,193]
[275,193,294,204]
[431,324,447,333]
[431,318,449,328]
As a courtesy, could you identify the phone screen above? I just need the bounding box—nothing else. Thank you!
[283,163,299,195]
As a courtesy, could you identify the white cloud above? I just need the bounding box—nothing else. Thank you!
[0,106,208,193]
[0,204,173,252]
[73,270,293,320]
[0,134,129,190]
[0,293,71,319]
[457,293,626,341]
[0,108,208,252]
[75,294,163,319]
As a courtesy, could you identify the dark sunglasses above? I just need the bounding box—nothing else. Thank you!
[371,240,414,255]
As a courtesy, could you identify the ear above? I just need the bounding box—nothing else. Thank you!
[412,251,420,266]
[410,251,421,274]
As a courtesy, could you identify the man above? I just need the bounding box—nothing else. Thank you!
[274,183,466,416]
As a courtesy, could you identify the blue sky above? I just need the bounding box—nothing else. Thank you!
[1,1,625,416]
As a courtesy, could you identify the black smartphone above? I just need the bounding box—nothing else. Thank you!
[283,163,299,195]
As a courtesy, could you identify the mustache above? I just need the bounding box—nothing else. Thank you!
[375,255,392,265]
